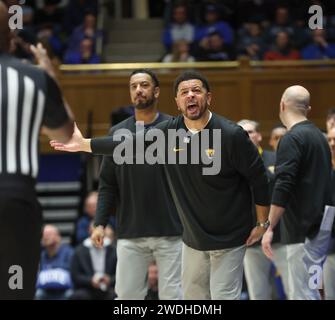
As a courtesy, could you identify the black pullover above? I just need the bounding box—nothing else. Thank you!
[272,120,332,244]
[92,113,269,250]
[95,113,182,238]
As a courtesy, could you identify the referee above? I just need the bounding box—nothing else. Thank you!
[0,1,74,299]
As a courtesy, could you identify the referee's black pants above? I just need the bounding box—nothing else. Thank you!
[0,196,42,300]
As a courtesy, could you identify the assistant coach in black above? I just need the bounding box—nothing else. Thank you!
[51,71,270,300]
[0,1,74,299]
[92,69,182,300]
[262,85,332,300]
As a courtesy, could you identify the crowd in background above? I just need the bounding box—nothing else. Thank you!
[161,0,335,62]
[35,191,159,300]
[5,0,335,64]
[4,0,102,64]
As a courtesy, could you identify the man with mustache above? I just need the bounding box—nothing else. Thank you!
[92,69,183,300]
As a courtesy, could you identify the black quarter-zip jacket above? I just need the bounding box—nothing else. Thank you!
[272,120,332,244]
[95,113,182,239]
[92,113,269,250]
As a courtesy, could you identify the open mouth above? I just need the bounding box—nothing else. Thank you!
[187,103,198,113]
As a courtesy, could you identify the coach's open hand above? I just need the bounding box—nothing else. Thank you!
[91,225,105,248]
[50,122,92,153]
[245,226,266,247]
[261,228,274,259]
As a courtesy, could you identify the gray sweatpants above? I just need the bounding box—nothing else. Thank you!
[115,236,182,300]
[244,243,289,299]
[182,243,246,300]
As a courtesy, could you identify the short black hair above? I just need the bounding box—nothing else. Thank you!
[130,69,159,88]
[173,71,210,96]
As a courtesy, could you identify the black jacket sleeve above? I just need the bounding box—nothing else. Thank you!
[95,155,118,227]
[91,120,171,155]
[231,127,270,206]
[272,133,302,207]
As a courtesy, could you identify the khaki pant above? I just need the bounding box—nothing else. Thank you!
[115,236,182,300]
[182,243,246,300]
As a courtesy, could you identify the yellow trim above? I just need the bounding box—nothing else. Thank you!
[258,146,263,156]
[59,59,335,72]
[60,61,240,72]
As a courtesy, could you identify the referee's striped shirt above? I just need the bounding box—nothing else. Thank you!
[0,53,69,187]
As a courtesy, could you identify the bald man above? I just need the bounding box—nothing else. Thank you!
[0,1,74,299]
[262,86,333,300]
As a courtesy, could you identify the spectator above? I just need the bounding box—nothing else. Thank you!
[162,4,195,50]
[237,20,265,60]
[35,225,73,300]
[63,37,101,64]
[302,29,335,60]
[67,12,102,54]
[264,31,300,60]
[264,6,296,45]
[195,31,234,61]
[162,39,195,62]
[195,4,234,46]
[70,223,117,300]
[76,191,98,244]
[63,0,98,34]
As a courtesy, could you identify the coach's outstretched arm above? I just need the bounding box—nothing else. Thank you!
[50,123,92,152]
[50,122,124,155]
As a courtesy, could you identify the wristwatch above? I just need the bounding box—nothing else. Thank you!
[256,220,270,229]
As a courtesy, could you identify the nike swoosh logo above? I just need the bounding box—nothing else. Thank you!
[173,147,185,152]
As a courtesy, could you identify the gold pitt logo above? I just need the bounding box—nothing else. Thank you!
[205,149,215,159]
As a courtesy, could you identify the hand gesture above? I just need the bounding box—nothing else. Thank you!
[91,225,105,248]
[50,123,91,152]
[245,226,266,247]
[261,229,274,259]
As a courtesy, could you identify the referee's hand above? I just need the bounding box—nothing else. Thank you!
[91,225,105,248]
[30,43,56,79]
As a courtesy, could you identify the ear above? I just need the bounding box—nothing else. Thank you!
[206,92,212,106]
[175,97,180,110]
[154,87,160,99]
[307,106,311,113]
[280,100,285,112]
[258,132,262,143]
